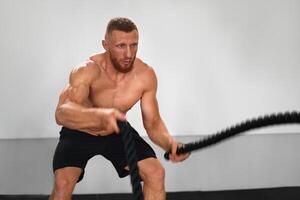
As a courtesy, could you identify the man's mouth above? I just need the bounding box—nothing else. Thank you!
[123,60,131,65]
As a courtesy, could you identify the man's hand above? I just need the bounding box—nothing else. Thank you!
[169,141,190,162]
[83,108,126,136]
[96,108,127,135]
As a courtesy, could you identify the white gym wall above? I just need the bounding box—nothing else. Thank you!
[0,0,300,195]
[0,0,299,139]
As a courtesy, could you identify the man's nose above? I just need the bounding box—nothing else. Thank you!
[125,46,132,58]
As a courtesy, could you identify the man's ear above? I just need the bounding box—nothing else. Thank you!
[102,40,108,51]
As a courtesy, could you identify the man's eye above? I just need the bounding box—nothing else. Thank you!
[117,44,125,48]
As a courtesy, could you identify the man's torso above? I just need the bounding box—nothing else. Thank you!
[86,53,150,113]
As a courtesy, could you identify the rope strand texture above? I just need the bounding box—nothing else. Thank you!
[164,111,300,160]
[118,121,144,200]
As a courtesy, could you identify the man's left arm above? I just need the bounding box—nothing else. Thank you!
[140,68,190,162]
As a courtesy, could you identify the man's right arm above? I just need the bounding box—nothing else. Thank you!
[55,63,126,135]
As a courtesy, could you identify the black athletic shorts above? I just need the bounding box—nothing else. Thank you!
[52,123,156,182]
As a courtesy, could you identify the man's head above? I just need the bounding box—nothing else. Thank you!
[102,17,139,73]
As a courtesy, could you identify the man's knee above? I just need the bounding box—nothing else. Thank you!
[54,177,70,192]
[150,164,165,182]
[53,177,75,199]
[140,159,165,184]
[53,168,80,197]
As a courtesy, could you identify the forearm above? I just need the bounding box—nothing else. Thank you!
[144,118,174,151]
[55,101,100,130]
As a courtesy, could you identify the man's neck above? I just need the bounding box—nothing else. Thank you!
[104,52,127,82]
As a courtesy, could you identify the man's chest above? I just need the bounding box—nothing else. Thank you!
[89,76,144,112]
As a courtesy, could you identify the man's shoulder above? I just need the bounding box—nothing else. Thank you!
[135,58,157,89]
[70,59,101,84]
[72,61,99,75]
[135,58,156,77]
[89,52,105,64]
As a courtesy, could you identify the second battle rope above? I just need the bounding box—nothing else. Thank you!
[164,111,300,160]
[119,121,144,200]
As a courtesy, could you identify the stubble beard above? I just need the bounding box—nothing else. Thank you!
[110,53,135,73]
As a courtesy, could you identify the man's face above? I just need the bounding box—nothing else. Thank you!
[105,30,139,73]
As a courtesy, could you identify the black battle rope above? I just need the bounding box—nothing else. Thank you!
[118,121,144,200]
[164,111,300,160]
